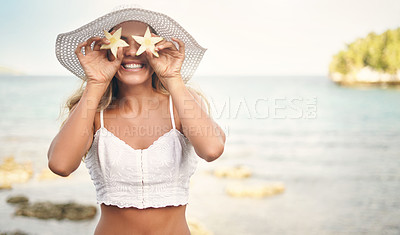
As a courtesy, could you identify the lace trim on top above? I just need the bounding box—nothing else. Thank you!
[84,95,199,209]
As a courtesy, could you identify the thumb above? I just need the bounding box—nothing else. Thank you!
[114,47,124,64]
[145,48,153,58]
[145,49,155,65]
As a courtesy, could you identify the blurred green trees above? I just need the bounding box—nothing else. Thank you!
[329,28,400,75]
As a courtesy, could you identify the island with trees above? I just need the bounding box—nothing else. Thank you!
[329,27,400,86]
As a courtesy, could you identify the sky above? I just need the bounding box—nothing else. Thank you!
[1,0,400,77]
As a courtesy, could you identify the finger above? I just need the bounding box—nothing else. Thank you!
[156,41,177,51]
[150,32,165,47]
[93,37,110,51]
[145,49,159,67]
[145,48,154,58]
[85,37,101,53]
[151,33,161,38]
[106,49,115,62]
[153,38,167,48]
[114,47,124,64]
[171,37,185,54]
[75,41,87,59]
[154,41,165,52]
[84,37,100,53]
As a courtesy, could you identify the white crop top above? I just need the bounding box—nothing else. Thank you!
[84,95,199,209]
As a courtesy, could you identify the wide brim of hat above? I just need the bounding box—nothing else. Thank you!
[55,8,207,83]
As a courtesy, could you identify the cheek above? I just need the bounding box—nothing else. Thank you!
[147,65,154,72]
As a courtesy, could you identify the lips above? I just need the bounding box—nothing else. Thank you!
[123,63,144,69]
[121,61,146,71]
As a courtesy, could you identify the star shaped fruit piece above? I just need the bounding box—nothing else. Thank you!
[100,27,129,59]
[131,26,164,57]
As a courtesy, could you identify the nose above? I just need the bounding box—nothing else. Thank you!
[124,41,140,57]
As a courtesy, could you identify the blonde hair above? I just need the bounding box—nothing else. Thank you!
[58,22,210,162]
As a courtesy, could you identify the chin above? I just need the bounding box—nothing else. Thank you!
[116,64,154,85]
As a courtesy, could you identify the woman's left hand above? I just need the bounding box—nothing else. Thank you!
[144,34,185,87]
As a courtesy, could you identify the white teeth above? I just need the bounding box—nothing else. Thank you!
[124,63,143,69]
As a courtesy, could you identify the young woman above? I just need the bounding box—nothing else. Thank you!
[48,6,226,235]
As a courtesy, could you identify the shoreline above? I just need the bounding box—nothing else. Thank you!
[328,66,400,87]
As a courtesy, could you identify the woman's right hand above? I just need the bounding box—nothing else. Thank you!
[75,37,123,88]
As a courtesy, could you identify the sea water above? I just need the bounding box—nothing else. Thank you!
[0,75,399,235]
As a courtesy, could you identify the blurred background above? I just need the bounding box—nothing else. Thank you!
[1,0,399,234]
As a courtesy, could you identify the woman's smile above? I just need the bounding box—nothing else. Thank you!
[120,63,146,72]
[117,56,153,83]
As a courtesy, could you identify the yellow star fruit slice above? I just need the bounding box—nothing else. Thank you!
[131,26,164,57]
[100,27,129,59]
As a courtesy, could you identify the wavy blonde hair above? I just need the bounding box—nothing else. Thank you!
[58,22,210,162]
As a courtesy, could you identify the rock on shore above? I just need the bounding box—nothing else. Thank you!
[226,182,285,198]
[0,230,29,235]
[213,165,252,179]
[6,195,97,220]
[187,218,214,235]
[0,156,33,189]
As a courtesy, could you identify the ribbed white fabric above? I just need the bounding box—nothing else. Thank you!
[84,95,199,209]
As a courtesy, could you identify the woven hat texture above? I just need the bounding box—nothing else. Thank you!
[55,5,207,83]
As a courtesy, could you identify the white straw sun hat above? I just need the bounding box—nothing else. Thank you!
[55,4,207,83]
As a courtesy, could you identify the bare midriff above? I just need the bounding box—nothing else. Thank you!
[94,203,191,235]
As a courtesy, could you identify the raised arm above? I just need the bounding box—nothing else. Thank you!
[47,85,104,176]
[143,35,225,162]
[169,80,226,162]
[47,36,123,176]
